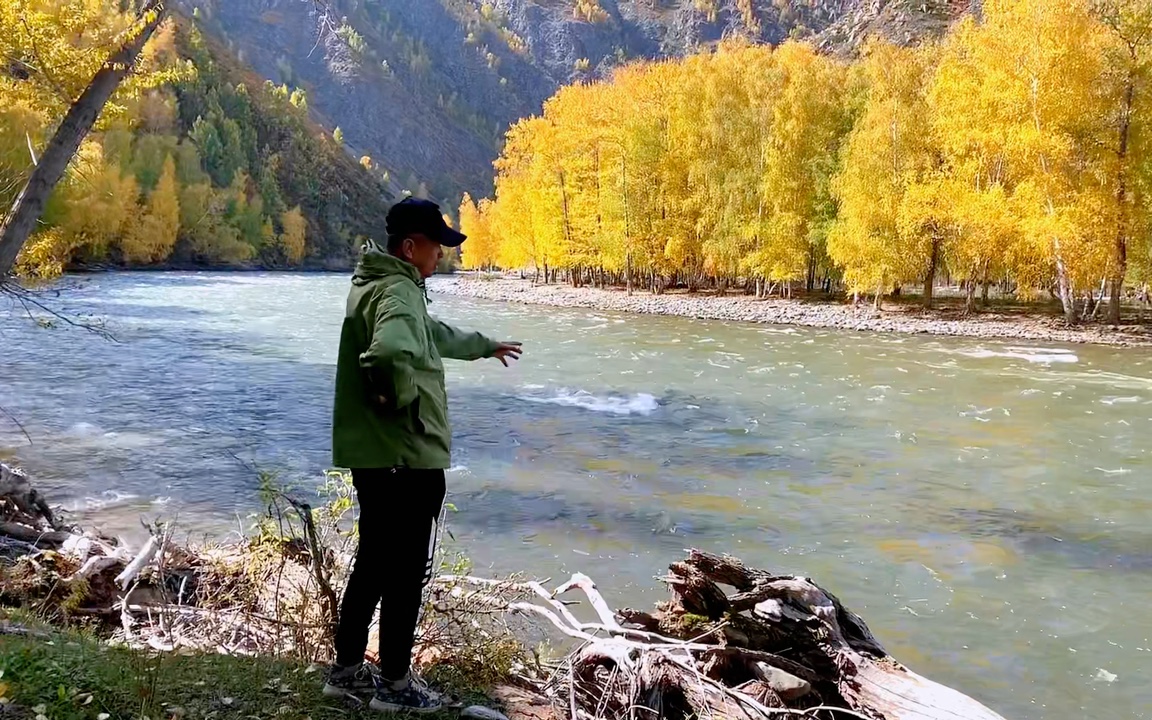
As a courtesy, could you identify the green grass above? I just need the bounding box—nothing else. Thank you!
[0,614,486,720]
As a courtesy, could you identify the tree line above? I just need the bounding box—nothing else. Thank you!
[459,0,1152,323]
[1,2,390,279]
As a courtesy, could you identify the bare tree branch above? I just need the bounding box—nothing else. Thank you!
[0,405,32,445]
[1,282,117,341]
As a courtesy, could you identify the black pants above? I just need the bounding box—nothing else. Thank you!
[333,468,446,679]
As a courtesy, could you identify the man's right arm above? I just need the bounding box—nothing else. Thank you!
[359,292,425,409]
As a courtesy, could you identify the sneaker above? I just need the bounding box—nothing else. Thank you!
[322,662,379,700]
[369,676,443,714]
[409,672,446,701]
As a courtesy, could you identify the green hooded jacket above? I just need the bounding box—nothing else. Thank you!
[332,243,500,469]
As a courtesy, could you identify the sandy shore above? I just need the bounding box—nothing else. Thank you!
[433,275,1152,347]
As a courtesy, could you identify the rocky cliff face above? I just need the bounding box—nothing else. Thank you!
[181,0,969,203]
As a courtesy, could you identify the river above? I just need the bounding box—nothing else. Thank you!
[1,272,1150,719]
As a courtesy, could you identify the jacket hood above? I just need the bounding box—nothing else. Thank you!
[352,241,422,286]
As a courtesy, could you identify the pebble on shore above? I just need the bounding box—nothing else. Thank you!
[432,275,1152,348]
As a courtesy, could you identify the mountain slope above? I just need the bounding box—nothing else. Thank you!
[171,20,394,267]
[181,0,971,204]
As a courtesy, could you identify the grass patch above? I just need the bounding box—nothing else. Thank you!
[0,614,485,720]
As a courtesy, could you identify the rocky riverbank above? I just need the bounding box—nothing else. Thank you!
[433,275,1152,347]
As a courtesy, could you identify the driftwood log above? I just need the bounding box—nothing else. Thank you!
[0,464,55,527]
[0,463,76,560]
[479,550,1008,720]
[0,464,121,560]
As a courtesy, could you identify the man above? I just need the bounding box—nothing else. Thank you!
[325,197,522,713]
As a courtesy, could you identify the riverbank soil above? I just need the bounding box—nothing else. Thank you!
[435,275,1152,347]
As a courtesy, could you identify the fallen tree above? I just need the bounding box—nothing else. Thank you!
[1,464,1007,719]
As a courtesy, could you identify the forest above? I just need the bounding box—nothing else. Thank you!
[460,0,1152,323]
[0,1,391,278]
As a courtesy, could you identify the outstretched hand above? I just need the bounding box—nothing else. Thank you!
[492,341,523,367]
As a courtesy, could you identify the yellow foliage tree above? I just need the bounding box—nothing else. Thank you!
[62,143,138,254]
[279,206,307,264]
[0,2,176,126]
[932,0,1114,321]
[746,42,849,291]
[459,193,498,270]
[467,8,1152,321]
[121,155,180,263]
[22,140,138,275]
[1094,0,1152,321]
[179,181,253,265]
[0,2,181,275]
[828,41,940,306]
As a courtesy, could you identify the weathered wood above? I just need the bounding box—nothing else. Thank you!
[115,535,159,589]
[0,463,56,528]
[845,661,1006,720]
[683,549,770,591]
[541,550,1008,720]
[0,521,71,547]
[633,653,748,720]
[616,607,661,632]
[664,561,730,618]
[700,647,822,687]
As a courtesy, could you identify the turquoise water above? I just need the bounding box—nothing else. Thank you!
[2,272,1151,719]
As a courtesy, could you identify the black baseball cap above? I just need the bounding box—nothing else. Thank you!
[385,197,466,247]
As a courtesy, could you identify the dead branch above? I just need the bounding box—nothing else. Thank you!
[115,534,159,590]
[0,404,32,446]
[277,492,339,641]
[1,282,116,340]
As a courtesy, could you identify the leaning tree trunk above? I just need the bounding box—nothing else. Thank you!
[0,0,168,278]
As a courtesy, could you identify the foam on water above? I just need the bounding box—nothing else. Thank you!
[518,388,661,416]
[63,422,159,450]
[1100,396,1142,405]
[1093,467,1132,475]
[66,421,102,437]
[63,490,139,512]
[945,345,1080,364]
